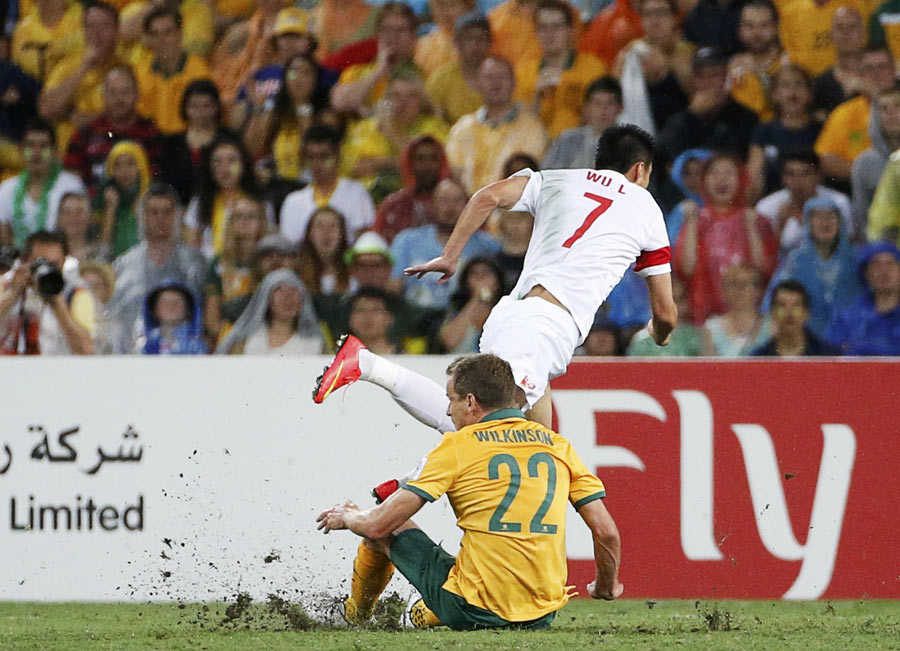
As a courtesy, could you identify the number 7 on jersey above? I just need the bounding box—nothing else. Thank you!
[562,193,614,248]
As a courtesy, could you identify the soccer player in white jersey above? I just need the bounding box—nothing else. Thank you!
[313,124,677,432]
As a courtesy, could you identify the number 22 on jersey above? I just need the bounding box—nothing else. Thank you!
[488,452,559,535]
[562,193,614,248]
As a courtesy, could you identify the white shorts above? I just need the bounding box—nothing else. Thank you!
[479,295,580,408]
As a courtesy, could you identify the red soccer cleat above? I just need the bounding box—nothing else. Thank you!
[312,334,365,403]
[371,479,400,504]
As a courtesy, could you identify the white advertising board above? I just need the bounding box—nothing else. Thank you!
[0,357,472,603]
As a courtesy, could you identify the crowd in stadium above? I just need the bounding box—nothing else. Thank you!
[0,0,898,357]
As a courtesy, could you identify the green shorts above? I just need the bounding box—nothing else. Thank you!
[389,528,556,631]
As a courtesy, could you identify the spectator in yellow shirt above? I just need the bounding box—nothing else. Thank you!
[12,0,84,82]
[728,0,787,121]
[135,7,209,135]
[816,47,897,187]
[342,74,449,201]
[779,0,871,77]
[515,0,606,138]
[38,1,129,151]
[489,0,579,64]
[426,12,493,125]
[331,3,422,117]
[446,56,549,194]
[118,0,215,66]
[415,0,476,77]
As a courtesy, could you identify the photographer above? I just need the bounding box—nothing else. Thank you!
[0,231,94,355]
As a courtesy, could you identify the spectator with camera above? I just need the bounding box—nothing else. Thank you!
[0,230,94,355]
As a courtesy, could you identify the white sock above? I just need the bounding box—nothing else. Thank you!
[357,349,454,433]
[358,348,400,390]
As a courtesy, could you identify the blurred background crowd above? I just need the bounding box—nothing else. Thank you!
[0,0,898,358]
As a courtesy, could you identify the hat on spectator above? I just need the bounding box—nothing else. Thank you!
[692,47,728,71]
[255,234,296,257]
[272,8,310,39]
[345,231,394,266]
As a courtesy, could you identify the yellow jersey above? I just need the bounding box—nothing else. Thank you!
[779,0,871,76]
[135,54,210,134]
[515,51,608,138]
[11,1,84,82]
[425,62,483,125]
[815,95,871,163]
[42,55,132,154]
[404,410,607,623]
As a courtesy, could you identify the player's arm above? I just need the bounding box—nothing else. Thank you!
[644,272,678,346]
[577,498,624,600]
[405,175,531,282]
[316,488,426,540]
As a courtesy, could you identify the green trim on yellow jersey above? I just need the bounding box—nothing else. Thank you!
[403,484,436,503]
[479,408,527,423]
[573,491,606,509]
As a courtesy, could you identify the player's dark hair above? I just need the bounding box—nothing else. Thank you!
[772,279,810,310]
[584,76,623,105]
[24,230,68,259]
[447,354,524,412]
[594,124,655,174]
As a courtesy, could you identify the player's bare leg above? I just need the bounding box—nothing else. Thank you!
[525,388,553,429]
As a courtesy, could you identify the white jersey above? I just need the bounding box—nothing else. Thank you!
[507,168,671,341]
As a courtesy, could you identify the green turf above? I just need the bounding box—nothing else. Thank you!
[1,598,898,651]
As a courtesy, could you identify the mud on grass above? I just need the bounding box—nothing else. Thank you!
[1,599,899,651]
[191,590,407,633]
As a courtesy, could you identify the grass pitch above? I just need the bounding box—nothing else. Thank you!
[1,598,898,650]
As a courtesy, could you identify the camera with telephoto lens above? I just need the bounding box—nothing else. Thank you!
[29,258,64,296]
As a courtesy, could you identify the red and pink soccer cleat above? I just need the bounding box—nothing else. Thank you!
[312,334,365,403]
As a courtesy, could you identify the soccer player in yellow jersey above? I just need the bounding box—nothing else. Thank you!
[317,353,623,630]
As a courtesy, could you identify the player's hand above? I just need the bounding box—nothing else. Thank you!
[316,500,359,534]
[648,318,670,346]
[588,579,624,600]
[404,256,457,283]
